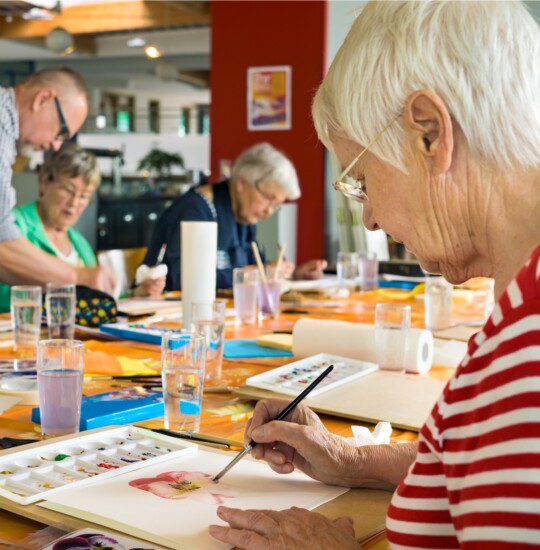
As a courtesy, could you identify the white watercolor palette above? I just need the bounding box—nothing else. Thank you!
[0,426,196,505]
[246,353,378,398]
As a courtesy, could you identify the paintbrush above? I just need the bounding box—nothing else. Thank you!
[212,364,334,482]
[274,243,286,282]
[142,427,243,449]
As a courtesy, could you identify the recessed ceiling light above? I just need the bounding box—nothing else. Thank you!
[145,45,161,59]
[127,37,146,48]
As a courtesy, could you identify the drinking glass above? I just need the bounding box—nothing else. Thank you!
[191,300,226,380]
[46,283,76,339]
[358,253,379,291]
[11,286,42,357]
[337,252,358,289]
[258,266,281,319]
[161,331,206,432]
[375,303,411,372]
[37,339,84,438]
[233,267,259,325]
[425,277,453,330]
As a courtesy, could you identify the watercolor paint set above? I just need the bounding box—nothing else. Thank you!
[0,425,196,505]
[245,353,378,398]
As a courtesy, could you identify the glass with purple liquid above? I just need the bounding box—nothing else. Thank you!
[233,267,259,325]
[37,339,84,438]
[258,266,281,318]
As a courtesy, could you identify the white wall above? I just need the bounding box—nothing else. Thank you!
[78,133,210,176]
[325,1,365,262]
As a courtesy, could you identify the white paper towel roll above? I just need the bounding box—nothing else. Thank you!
[181,221,217,329]
[292,318,434,374]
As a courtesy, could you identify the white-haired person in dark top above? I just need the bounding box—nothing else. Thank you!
[138,142,327,296]
[209,2,540,549]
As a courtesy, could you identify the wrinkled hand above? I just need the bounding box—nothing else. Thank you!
[133,276,166,298]
[77,266,117,295]
[245,399,357,487]
[293,259,327,280]
[210,506,359,550]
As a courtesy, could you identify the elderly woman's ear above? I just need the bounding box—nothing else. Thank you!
[405,89,454,175]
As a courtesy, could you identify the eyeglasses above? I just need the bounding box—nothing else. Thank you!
[57,182,92,205]
[54,97,70,142]
[254,179,282,212]
[333,113,401,203]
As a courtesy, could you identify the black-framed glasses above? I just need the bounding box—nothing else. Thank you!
[54,97,70,142]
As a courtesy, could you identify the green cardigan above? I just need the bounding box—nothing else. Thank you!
[0,201,96,313]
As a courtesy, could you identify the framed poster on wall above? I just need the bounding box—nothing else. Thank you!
[247,65,291,131]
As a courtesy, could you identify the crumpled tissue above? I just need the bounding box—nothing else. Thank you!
[347,422,392,447]
[135,264,168,285]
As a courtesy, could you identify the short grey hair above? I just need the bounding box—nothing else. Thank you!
[231,143,301,200]
[312,0,540,173]
[22,67,89,106]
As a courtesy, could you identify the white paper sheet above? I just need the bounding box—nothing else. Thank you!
[0,394,21,414]
[41,449,347,550]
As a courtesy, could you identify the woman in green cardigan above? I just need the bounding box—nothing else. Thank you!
[0,144,100,312]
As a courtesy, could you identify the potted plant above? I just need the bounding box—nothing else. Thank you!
[137,149,185,184]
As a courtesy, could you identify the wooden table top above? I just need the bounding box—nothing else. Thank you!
[0,289,476,549]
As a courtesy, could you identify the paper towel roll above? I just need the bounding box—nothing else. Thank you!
[181,222,217,329]
[292,318,434,374]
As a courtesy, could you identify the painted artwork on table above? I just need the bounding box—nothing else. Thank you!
[129,471,237,504]
[45,528,155,549]
[247,66,291,131]
[40,449,347,550]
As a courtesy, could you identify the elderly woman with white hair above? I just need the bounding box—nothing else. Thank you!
[140,142,326,294]
[210,1,539,548]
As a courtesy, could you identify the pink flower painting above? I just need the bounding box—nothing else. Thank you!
[128,471,237,504]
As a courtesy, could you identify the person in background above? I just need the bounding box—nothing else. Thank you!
[209,1,540,548]
[141,142,327,292]
[0,144,101,312]
[0,67,115,294]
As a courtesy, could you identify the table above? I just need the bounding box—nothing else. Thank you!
[0,290,467,549]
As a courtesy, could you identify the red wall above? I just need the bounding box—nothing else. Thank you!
[210,0,327,262]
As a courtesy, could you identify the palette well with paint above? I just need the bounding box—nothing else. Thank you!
[245,353,378,398]
[0,426,196,505]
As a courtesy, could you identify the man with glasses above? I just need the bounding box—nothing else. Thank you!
[0,67,115,294]
[139,142,326,293]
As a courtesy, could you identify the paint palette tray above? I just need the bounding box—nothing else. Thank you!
[0,425,197,505]
[246,353,378,398]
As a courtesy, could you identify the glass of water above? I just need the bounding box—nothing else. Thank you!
[375,303,411,372]
[233,267,259,325]
[425,277,453,330]
[191,300,226,380]
[337,252,359,289]
[11,286,42,357]
[358,253,379,291]
[161,331,206,432]
[46,283,76,339]
[37,339,84,438]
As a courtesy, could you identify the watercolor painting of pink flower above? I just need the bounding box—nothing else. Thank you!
[128,471,237,504]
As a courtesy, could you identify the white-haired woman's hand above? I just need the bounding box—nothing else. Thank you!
[210,506,359,550]
[245,399,359,487]
[245,399,419,491]
[293,259,328,280]
[133,276,166,298]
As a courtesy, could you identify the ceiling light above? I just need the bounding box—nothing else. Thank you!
[145,45,161,59]
[127,37,146,48]
[45,27,74,56]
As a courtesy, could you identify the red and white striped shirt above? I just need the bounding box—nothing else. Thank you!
[387,246,540,549]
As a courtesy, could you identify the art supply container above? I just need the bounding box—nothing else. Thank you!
[37,339,84,438]
[11,286,42,358]
[358,253,379,291]
[425,277,453,330]
[233,267,259,325]
[337,251,358,289]
[375,303,411,373]
[46,283,76,339]
[191,300,226,380]
[161,331,206,432]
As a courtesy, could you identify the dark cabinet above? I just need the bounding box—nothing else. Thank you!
[97,197,174,250]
